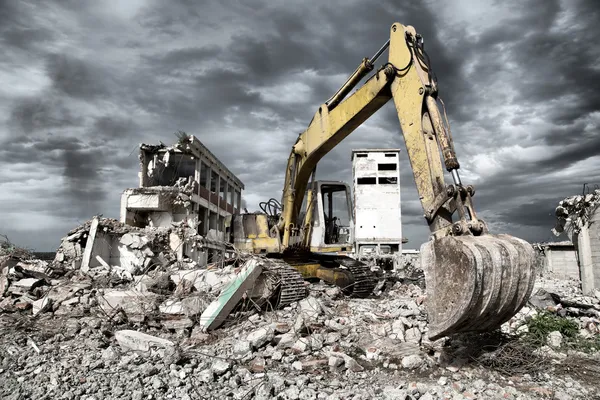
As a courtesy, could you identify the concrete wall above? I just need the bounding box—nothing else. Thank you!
[544,246,579,281]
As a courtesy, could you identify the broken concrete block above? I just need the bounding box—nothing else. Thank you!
[32,296,51,315]
[159,299,184,315]
[80,217,99,274]
[211,360,231,376]
[180,296,209,318]
[298,296,322,319]
[246,326,275,349]
[291,338,309,354]
[170,269,206,291]
[249,356,266,373]
[233,340,252,355]
[275,332,296,349]
[0,266,8,296]
[405,327,422,344]
[401,354,425,369]
[162,316,194,330]
[98,290,158,321]
[115,330,175,353]
[12,278,44,290]
[117,244,144,276]
[198,259,263,331]
[47,282,91,307]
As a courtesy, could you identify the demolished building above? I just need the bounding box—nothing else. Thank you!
[553,188,600,295]
[120,132,245,266]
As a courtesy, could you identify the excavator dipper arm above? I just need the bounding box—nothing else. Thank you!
[277,22,536,340]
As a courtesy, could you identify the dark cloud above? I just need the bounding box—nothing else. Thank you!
[93,115,139,139]
[495,198,561,228]
[0,0,599,250]
[0,2,56,51]
[46,54,110,100]
[9,96,82,134]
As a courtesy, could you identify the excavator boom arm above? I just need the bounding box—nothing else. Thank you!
[279,23,476,247]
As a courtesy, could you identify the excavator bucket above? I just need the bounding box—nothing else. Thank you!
[421,233,536,340]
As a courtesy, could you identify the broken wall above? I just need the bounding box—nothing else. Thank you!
[535,242,579,281]
[553,190,600,295]
[573,206,600,294]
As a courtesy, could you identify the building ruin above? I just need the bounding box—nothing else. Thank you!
[120,132,244,266]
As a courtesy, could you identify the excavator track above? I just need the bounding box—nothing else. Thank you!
[261,258,308,308]
[281,249,378,298]
[334,258,378,298]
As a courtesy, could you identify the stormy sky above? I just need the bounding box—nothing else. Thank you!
[1,0,599,251]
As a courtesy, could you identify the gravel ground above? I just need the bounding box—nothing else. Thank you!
[2,274,600,400]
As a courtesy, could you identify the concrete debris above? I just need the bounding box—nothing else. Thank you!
[1,224,600,398]
[553,189,600,236]
[115,330,175,353]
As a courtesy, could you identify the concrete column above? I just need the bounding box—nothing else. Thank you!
[195,158,201,196]
[577,225,595,295]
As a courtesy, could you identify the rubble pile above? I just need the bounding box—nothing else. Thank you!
[53,217,173,275]
[2,221,600,398]
[552,189,600,236]
[1,270,599,398]
[505,275,600,340]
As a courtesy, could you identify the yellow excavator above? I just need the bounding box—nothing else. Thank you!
[232,22,536,340]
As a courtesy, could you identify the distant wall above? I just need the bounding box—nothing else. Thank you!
[544,245,579,281]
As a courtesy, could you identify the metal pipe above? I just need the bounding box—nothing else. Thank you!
[451,169,462,186]
[370,39,390,64]
[325,59,373,110]
[425,95,460,171]
[326,39,390,111]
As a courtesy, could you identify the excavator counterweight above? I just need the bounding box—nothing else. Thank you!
[233,22,537,339]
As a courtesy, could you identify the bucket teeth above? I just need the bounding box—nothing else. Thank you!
[422,234,536,340]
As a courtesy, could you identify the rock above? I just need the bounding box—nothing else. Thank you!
[299,296,322,319]
[247,326,275,349]
[383,387,409,399]
[275,332,296,349]
[401,354,424,369]
[272,350,283,361]
[211,360,231,376]
[547,331,563,347]
[299,388,317,400]
[32,296,51,315]
[249,357,266,373]
[283,385,301,400]
[389,320,405,341]
[292,361,303,371]
[256,382,273,400]
[234,340,252,355]
[404,327,422,344]
[181,296,209,317]
[162,316,194,330]
[198,369,213,383]
[554,390,573,400]
[152,376,166,391]
[344,357,364,372]
[329,356,344,368]
[292,338,309,353]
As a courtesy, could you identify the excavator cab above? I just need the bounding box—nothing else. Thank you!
[302,181,354,254]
